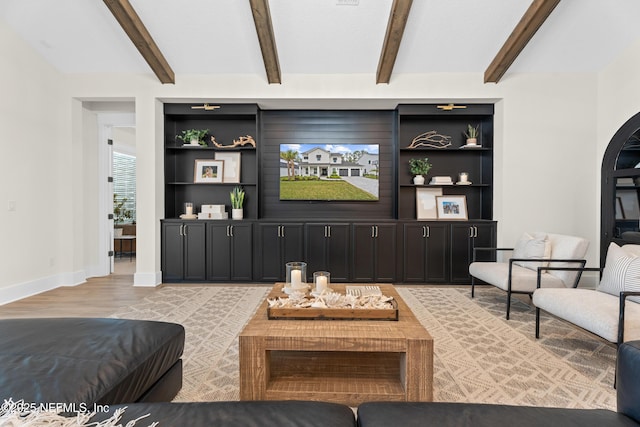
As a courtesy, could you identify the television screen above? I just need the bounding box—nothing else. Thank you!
[279,143,379,201]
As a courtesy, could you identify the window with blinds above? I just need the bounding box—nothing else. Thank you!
[113,151,136,223]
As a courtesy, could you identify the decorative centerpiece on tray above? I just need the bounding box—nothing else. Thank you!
[406,131,452,149]
[267,285,398,320]
[177,128,209,146]
[409,157,432,185]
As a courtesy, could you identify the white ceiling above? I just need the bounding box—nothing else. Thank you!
[0,0,639,81]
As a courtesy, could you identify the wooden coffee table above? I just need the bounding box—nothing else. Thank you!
[239,283,433,406]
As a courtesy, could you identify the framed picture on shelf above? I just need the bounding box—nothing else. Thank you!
[416,188,442,220]
[194,159,224,183]
[436,195,468,220]
[214,152,241,183]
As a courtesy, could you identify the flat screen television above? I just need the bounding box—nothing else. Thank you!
[279,143,379,201]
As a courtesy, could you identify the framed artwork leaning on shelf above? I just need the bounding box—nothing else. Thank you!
[436,195,468,220]
[214,152,241,183]
[416,187,442,220]
[194,159,224,183]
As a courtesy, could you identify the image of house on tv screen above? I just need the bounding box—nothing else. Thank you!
[279,143,379,201]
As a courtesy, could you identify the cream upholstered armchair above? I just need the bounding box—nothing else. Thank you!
[469,232,590,319]
[533,242,640,344]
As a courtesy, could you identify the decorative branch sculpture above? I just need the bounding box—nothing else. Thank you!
[407,131,452,149]
[211,135,256,148]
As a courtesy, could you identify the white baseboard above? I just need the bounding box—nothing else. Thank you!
[0,270,86,306]
[134,271,162,287]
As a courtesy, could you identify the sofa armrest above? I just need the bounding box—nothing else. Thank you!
[617,340,640,423]
[618,292,640,344]
[534,263,594,289]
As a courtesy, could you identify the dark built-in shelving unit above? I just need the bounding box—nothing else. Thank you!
[161,103,496,284]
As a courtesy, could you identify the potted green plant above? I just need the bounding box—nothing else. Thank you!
[409,158,432,185]
[113,193,133,236]
[176,129,210,146]
[463,124,480,146]
[230,186,245,220]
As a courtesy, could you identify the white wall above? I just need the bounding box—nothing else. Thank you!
[0,20,72,303]
[4,18,637,302]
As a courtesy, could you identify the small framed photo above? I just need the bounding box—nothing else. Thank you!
[416,187,442,220]
[194,159,224,183]
[214,152,241,183]
[436,195,468,220]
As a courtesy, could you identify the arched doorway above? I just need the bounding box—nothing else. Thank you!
[601,111,640,266]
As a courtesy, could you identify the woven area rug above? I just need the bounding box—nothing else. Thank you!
[109,285,616,409]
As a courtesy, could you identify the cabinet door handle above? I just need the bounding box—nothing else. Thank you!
[183,224,187,236]
[375,225,379,238]
[371,226,375,238]
[326,225,331,238]
[226,225,230,237]
[426,226,430,238]
[230,225,234,237]
[277,225,281,238]
[422,226,426,238]
[474,226,478,238]
[281,225,285,238]
[469,227,473,238]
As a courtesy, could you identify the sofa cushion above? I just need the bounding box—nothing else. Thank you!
[0,318,185,405]
[356,402,638,427]
[469,262,564,293]
[598,242,640,303]
[513,232,550,270]
[92,401,357,427]
[532,288,640,343]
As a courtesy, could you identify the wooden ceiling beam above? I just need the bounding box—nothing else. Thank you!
[103,0,175,84]
[484,0,561,83]
[249,0,281,84]
[376,0,413,84]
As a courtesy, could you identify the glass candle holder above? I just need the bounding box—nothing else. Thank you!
[184,202,194,215]
[313,271,330,293]
[285,262,307,290]
[459,172,469,183]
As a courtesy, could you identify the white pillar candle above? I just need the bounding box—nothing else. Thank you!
[291,269,302,288]
[459,173,468,183]
[315,276,328,292]
[186,206,193,215]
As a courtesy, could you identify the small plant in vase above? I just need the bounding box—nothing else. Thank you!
[463,124,480,146]
[176,129,210,146]
[409,158,432,185]
[230,186,245,220]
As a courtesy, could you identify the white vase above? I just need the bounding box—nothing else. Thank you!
[232,208,243,220]
[413,175,425,185]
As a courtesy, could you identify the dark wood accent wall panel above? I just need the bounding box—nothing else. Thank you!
[260,110,396,220]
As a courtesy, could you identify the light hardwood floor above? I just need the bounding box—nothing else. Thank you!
[0,260,153,319]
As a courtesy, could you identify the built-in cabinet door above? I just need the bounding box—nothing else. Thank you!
[207,222,253,282]
[161,222,185,282]
[256,223,304,282]
[229,223,253,281]
[207,223,232,281]
[161,221,206,282]
[352,224,397,282]
[183,222,206,281]
[403,223,448,283]
[449,222,496,283]
[305,223,350,282]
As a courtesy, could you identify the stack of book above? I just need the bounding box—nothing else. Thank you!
[429,176,454,185]
[197,204,228,219]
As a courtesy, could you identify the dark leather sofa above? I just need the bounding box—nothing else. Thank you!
[3,316,639,427]
[356,340,640,427]
[0,318,184,405]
